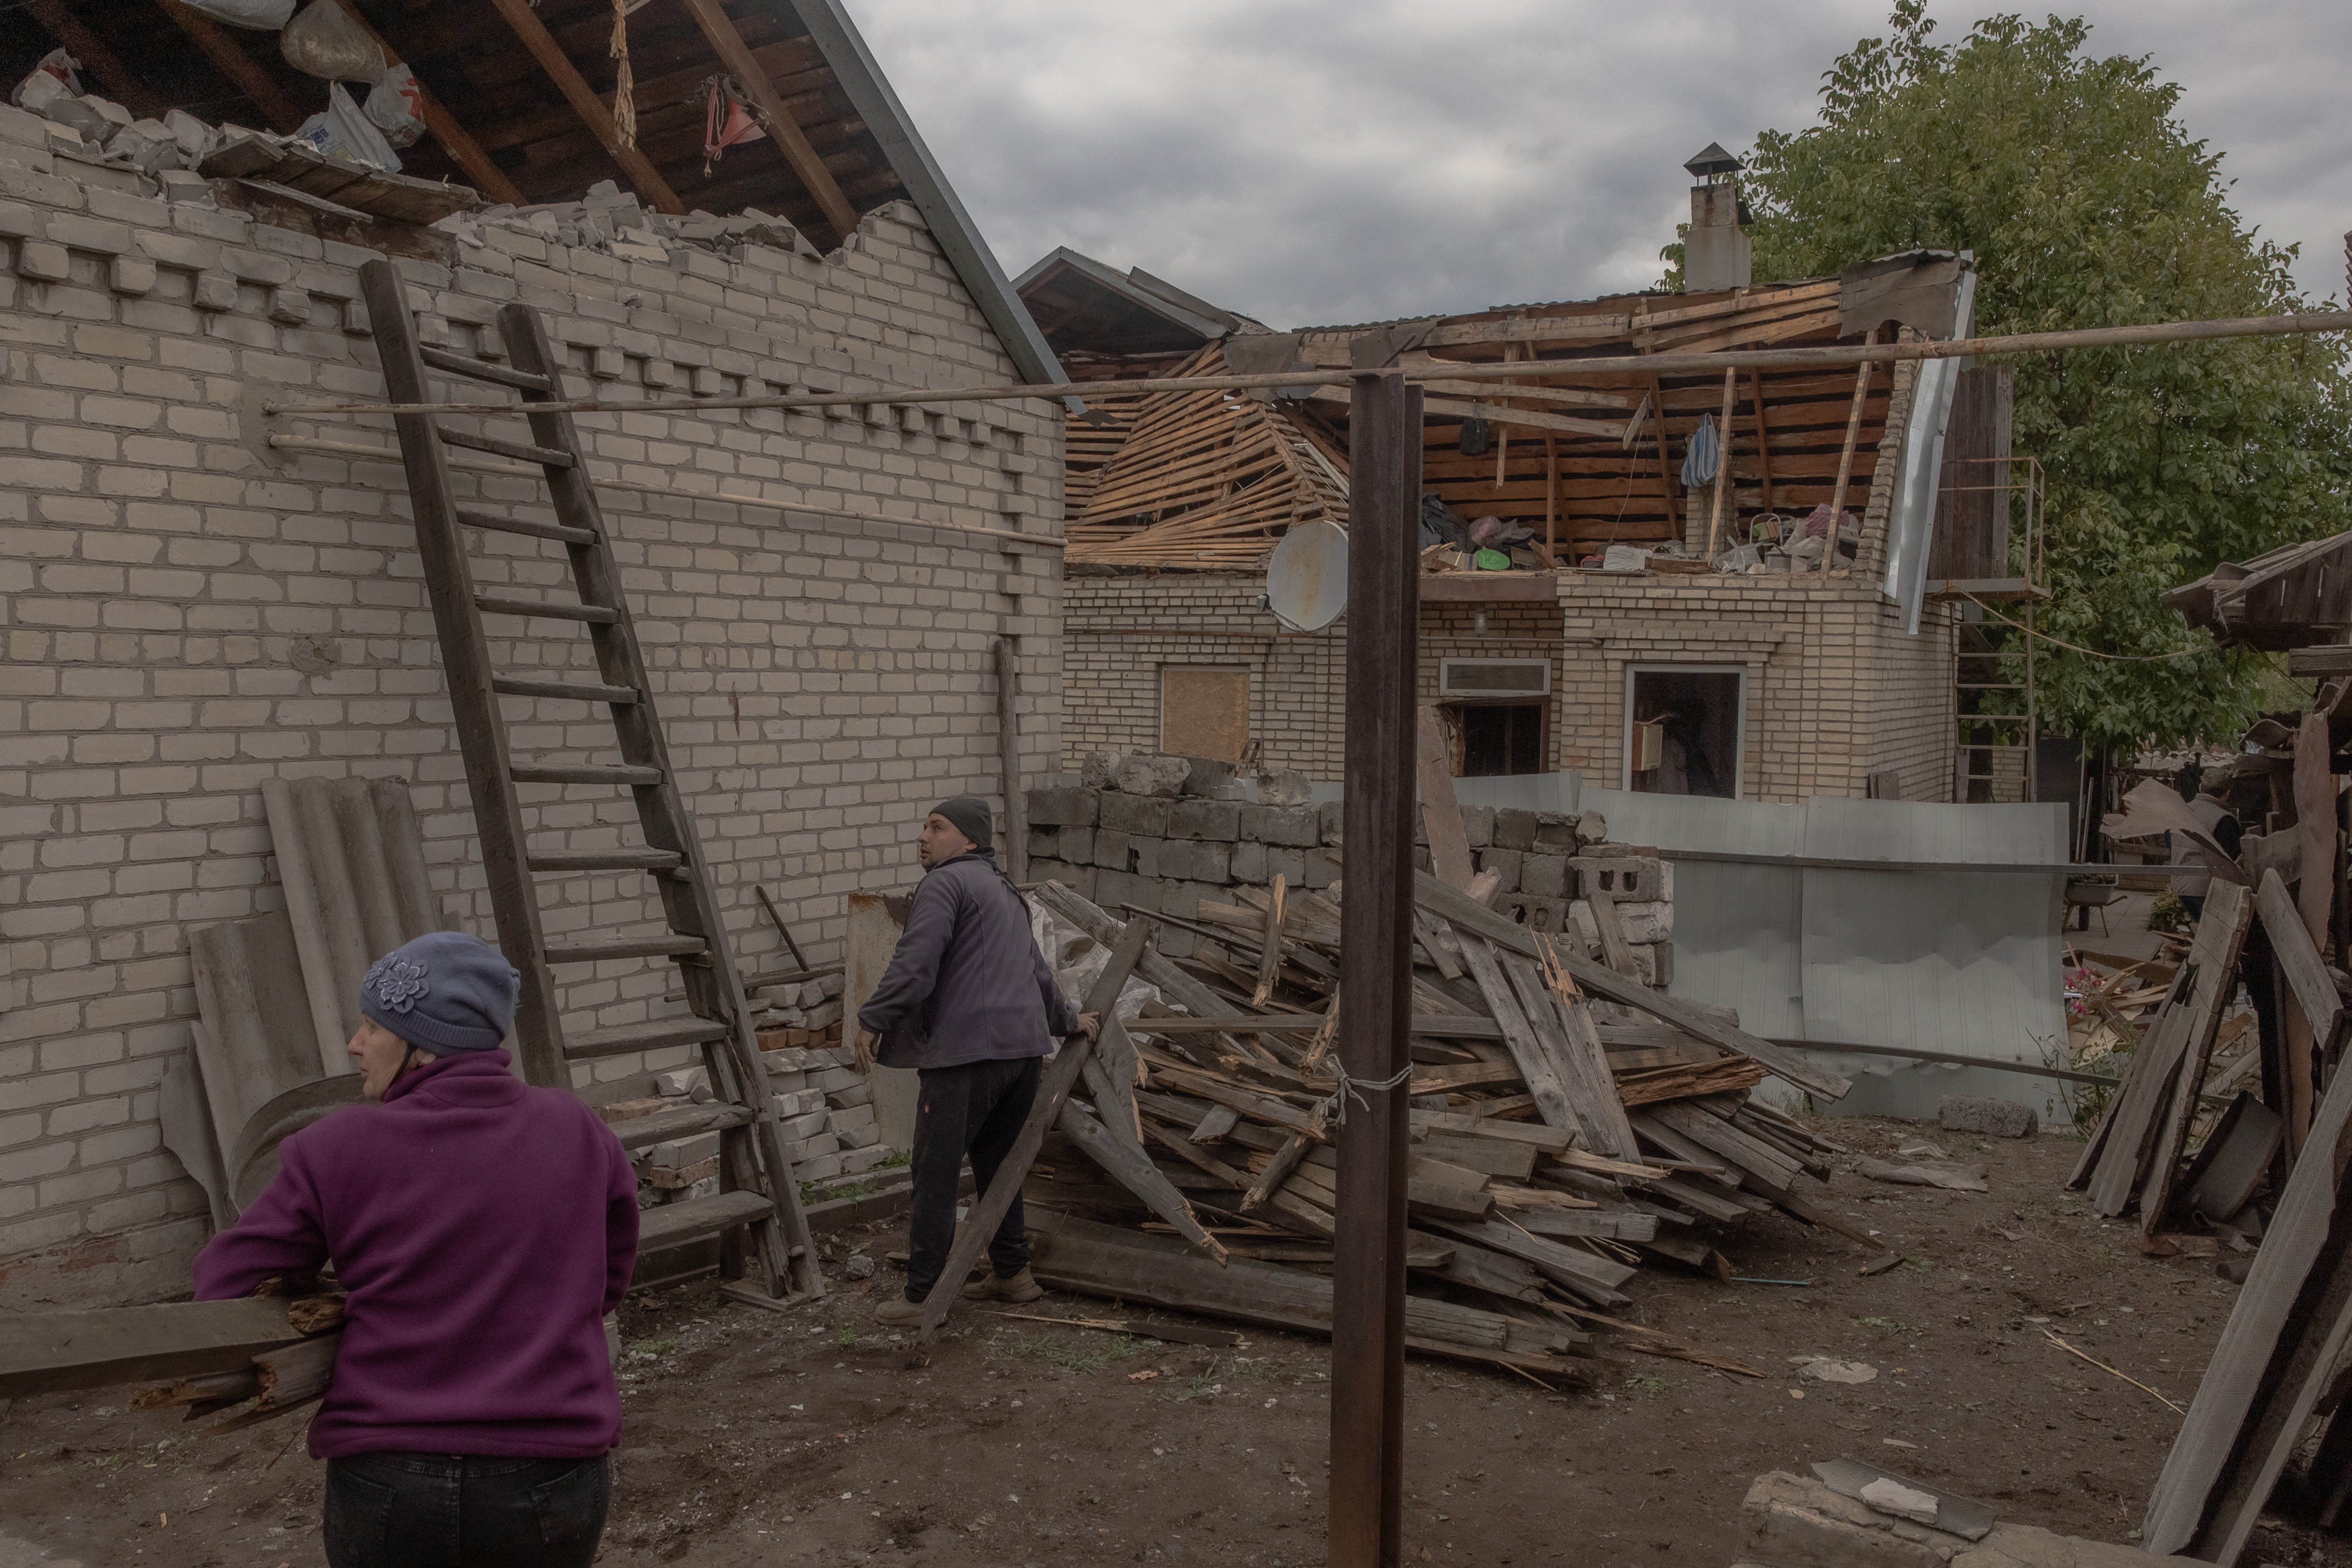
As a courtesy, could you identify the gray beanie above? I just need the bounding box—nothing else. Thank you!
[931,796,994,854]
[360,931,519,1055]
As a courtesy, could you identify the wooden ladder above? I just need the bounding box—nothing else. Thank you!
[355,258,821,1305]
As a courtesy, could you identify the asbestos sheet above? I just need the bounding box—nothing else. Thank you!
[188,910,322,1204]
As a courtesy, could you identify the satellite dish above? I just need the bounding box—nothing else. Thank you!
[1267,520,1348,632]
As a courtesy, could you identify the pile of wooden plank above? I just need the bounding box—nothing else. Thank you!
[981,868,1875,1387]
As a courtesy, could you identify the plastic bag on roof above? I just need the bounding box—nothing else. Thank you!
[281,0,383,82]
[177,0,297,27]
[11,48,81,106]
[291,81,400,172]
[364,62,425,147]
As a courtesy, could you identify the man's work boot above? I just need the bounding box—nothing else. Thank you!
[873,1294,924,1326]
[962,1266,1044,1304]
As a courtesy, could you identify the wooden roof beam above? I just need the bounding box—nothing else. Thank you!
[26,0,170,121]
[678,0,860,239]
[485,0,686,215]
[156,0,304,134]
[328,0,525,207]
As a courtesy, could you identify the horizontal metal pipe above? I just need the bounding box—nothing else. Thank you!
[1660,847,2200,876]
[263,307,2352,421]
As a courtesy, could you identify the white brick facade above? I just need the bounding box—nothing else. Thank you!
[0,104,1065,1304]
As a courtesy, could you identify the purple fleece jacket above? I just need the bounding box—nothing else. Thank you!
[192,1049,638,1460]
[856,852,1079,1070]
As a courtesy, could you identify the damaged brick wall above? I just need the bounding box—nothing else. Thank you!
[0,101,1064,1304]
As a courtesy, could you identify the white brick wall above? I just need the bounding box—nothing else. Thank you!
[0,104,1065,1304]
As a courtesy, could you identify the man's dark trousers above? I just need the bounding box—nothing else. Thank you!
[904,1056,1041,1301]
[323,1451,610,1567]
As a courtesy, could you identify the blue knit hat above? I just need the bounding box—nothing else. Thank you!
[360,931,519,1055]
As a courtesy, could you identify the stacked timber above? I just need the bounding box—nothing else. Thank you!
[1001,874,1871,1388]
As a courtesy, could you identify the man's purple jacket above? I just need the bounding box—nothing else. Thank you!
[857,851,1079,1070]
[193,1049,638,1460]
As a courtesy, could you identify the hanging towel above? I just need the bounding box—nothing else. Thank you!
[1679,412,1720,490]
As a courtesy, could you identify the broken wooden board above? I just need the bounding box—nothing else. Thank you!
[0,1298,318,1399]
[1415,870,1851,1100]
[2138,879,2254,1238]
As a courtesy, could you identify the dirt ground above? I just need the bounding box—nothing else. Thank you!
[2,1114,2343,1568]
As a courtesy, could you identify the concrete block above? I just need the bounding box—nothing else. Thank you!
[772,1087,824,1117]
[1494,894,1566,937]
[808,1064,862,1093]
[1090,829,1133,871]
[1027,786,1098,826]
[1475,847,1521,892]
[1576,810,1610,847]
[1169,798,1240,842]
[1054,826,1094,864]
[1303,846,1341,889]
[836,1122,883,1151]
[648,1133,719,1168]
[1939,1095,2038,1138]
[1258,770,1312,805]
[1096,868,1160,917]
[780,1109,829,1140]
[1493,808,1539,851]
[793,1150,844,1181]
[1533,814,1581,851]
[1521,854,1569,898]
[1027,827,1060,862]
[1460,804,1494,847]
[1739,1471,1946,1568]
[1179,756,1235,796]
[1572,856,1668,901]
[825,1082,873,1110]
[1317,798,1343,845]
[1029,858,1096,900]
[827,1101,877,1130]
[1651,941,1673,990]
[1099,791,1173,837]
[1242,804,1320,847]
[1156,839,1231,884]
[1615,900,1671,944]
[1079,750,1118,787]
[1129,837,1167,878]
[1112,754,1189,797]
[1230,840,1267,884]
[839,1144,897,1174]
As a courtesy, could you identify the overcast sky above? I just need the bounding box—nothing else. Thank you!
[845,0,2350,330]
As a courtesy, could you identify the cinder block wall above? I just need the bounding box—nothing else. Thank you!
[0,104,1063,1304]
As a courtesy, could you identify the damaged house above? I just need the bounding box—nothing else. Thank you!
[1030,150,2049,809]
[0,1,1069,1305]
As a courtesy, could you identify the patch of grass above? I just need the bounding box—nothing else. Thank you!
[1899,1256,1937,1272]
[987,1331,1143,1375]
[834,1326,862,1347]
[1622,1374,1679,1395]
[873,1149,912,1170]
[801,1175,888,1205]
[626,1335,680,1360]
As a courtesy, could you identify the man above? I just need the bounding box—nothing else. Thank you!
[855,797,1097,1325]
[2171,774,2245,922]
[195,931,637,1568]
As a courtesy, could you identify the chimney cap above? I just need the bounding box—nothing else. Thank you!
[1685,142,1743,180]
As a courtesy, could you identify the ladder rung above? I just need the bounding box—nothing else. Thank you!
[546,934,710,964]
[473,594,617,624]
[419,344,553,393]
[438,425,577,469]
[637,1189,775,1252]
[611,1101,756,1152]
[455,508,595,547]
[511,763,663,787]
[529,848,684,873]
[491,675,639,704]
[566,1016,731,1062]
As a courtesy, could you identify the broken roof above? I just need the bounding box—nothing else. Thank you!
[1015,247,1272,362]
[4,0,1062,385]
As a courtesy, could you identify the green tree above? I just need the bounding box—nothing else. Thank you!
[1732,4,2351,751]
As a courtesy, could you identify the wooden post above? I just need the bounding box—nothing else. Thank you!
[1330,369,1421,1568]
[1749,369,1775,513]
[994,636,1027,881]
[1544,437,1560,562]
[485,0,686,214]
[1704,367,1736,563]
[677,0,860,240]
[1822,329,1877,576]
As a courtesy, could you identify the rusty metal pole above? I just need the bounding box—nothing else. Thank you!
[1330,369,1421,1568]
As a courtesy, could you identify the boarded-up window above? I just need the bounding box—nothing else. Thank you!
[1162,667,1250,762]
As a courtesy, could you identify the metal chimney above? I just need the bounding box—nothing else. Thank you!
[1683,142,1752,291]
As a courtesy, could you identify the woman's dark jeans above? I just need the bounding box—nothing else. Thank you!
[323,1451,611,1568]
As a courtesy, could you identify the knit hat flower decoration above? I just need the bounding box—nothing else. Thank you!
[364,953,431,1015]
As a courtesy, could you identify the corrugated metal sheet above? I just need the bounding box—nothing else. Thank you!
[1883,267,1977,633]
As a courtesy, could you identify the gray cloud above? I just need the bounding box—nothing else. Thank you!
[847,0,2351,326]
